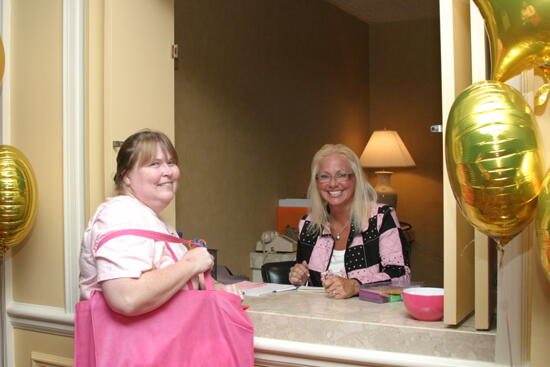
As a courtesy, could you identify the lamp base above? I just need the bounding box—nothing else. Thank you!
[374,171,397,208]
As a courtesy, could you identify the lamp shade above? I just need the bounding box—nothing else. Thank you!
[360,130,416,168]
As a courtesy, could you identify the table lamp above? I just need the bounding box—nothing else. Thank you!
[359,130,415,208]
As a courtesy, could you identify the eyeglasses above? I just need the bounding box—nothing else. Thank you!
[316,171,354,184]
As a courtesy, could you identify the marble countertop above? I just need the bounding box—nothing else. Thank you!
[245,290,496,362]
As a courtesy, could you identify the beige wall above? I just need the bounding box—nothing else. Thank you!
[531,227,550,367]
[369,19,444,287]
[102,0,176,224]
[8,0,74,365]
[86,0,106,217]
[13,330,73,366]
[530,74,550,366]
[174,0,371,276]
[10,0,65,308]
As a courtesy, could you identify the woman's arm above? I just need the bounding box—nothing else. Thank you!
[101,247,213,316]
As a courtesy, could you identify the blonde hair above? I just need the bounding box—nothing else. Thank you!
[114,129,178,193]
[307,144,377,233]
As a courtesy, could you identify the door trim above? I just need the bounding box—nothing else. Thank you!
[62,0,86,313]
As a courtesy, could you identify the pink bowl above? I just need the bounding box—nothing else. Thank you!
[402,287,444,321]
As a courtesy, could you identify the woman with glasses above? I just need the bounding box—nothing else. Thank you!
[288,144,410,299]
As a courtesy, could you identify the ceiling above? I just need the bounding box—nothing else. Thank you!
[325,0,439,24]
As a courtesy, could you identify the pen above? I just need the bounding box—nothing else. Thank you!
[272,286,298,293]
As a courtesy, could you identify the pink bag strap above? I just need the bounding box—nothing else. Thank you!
[96,229,214,290]
[97,229,182,262]
[98,229,185,249]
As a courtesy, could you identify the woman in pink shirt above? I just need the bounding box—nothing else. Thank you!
[79,130,239,315]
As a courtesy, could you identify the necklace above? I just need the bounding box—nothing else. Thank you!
[332,220,350,240]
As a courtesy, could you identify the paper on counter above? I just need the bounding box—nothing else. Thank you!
[243,283,298,297]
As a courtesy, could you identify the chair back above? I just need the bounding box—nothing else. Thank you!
[260,261,295,284]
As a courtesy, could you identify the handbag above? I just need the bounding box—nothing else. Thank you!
[74,229,254,367]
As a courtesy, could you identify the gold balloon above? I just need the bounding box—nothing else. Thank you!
[537,170,550,282]
[445,81,544,246]
[473,0,550,105]
[0,146,38,254]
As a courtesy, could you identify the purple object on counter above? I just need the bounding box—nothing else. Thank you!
[359,288,391,303]
[358,279,424,304]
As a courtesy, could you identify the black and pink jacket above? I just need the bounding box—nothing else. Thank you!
[296,204,411,287]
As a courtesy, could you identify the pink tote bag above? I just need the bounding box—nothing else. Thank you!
[74,230,254,367]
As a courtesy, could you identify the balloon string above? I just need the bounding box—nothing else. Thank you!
[496,242,505,269]
[459,239,475,257]
[506,313,513,367]
[496,240,514,365]
[501,255,514,367]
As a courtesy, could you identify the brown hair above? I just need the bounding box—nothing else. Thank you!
[114,129,178,193]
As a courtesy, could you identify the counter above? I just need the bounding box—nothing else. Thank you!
[245,290,497,367]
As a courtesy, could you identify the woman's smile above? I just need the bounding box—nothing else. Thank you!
[157,181,175,188]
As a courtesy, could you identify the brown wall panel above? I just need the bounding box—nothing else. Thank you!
[174,0,371,276]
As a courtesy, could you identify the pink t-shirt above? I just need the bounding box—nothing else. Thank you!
[79,195,187,300]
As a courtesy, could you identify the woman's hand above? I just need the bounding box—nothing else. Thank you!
[323,276,360,299]
[181,247,214,274]
[289,260,310,286]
